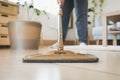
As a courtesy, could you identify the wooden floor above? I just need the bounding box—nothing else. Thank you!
[0,45,120,80]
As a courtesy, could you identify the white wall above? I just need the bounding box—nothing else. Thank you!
[103,0,120,12]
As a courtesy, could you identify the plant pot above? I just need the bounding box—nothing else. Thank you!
[8,21,42,50]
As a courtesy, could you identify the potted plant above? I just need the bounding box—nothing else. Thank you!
[88,0,104,27]
[88,0,104,41]
[8,0,48,50]
[16,0,49,20]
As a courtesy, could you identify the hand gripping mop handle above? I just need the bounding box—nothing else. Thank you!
[57,6,64,51]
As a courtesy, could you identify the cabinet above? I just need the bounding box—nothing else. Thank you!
[103,11,120,46]
[0,1,18,45]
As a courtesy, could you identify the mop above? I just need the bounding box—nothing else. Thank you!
[23,6,99,63]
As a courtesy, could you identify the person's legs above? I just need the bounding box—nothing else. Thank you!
[74,0,88,44]
[62,0,74,42]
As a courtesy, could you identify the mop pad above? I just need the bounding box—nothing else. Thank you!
[23,50,98,63]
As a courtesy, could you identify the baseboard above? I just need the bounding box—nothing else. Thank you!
[40,40,120,46]
[42,40,57,46]
[40,40,76,46]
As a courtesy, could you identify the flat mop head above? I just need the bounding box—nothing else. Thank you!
[23,50,99,63]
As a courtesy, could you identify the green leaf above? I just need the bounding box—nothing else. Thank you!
[100,0,104,4]
[88,21,91,24]
[88,7,95,12]
[16,2,20,5]
[22,5,25,7]
[43,10,50,19]
[42,10,47,15]
[16,2,22,6]
[24,1,27,5]
[29,5,34,9]
[34,8,41,16]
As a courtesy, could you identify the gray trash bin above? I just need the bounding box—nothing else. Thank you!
[8,21,42,50]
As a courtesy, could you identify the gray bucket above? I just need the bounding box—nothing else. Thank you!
[8,21,42,50]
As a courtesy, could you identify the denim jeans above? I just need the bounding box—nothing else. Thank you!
[62,0,88,44]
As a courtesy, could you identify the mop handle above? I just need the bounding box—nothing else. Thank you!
[57,6,64,51]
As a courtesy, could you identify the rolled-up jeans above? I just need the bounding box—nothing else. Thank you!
[62,0,88,44]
